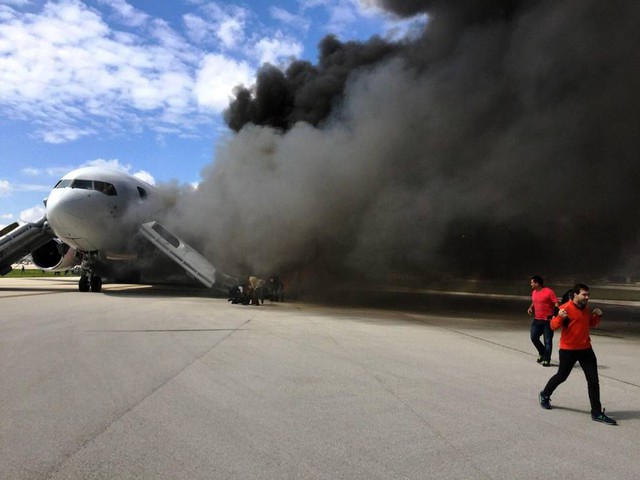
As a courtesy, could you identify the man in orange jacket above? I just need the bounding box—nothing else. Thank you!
[538,283,616,425]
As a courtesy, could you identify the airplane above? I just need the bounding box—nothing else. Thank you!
[0,166,235,292]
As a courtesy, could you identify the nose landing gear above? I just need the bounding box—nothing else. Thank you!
[78,274,102,292]
[78,252,102,292]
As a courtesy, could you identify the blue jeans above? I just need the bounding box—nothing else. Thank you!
[530,319,554,362]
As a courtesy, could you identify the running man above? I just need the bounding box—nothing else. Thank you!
[538,283,617,425]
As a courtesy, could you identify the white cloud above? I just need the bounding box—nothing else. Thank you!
[20,204,45,222]
[84,158,132,172]
[1,170,67,206]
[254,32,303,66]
[41,126,97,144]
[269,6,310,32]
[133,170,155,185]
[0,178,51,197]
[0,213,15,231]
[18,160,155,186]
[0,0,404,150]
[216,16,245,49]
[356,0,428,40]
[21,166,75,178]
[299,0,361,33]
[1,0,30,6]
[194,54,253,112]
[0,1,283,143]
[97,0,149,28]
[0,1,209,142]
[21,167,39,176]
[326,1,359,29]
[299,0,332,9]
[298,0,421,40]
[15,183,51,193]
[0,179,12,196]
[78,159,153,185]
[355,0,386,16]
[184,4,247,50]
[381,14,428,41]
[183,13,210,44]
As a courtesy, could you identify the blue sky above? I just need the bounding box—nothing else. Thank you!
[0,0,425,227]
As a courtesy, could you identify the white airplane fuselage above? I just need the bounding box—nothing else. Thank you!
[45,167,162,254]
[1,166,224,291]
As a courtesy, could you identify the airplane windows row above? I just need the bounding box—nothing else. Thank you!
[52,178,117,196]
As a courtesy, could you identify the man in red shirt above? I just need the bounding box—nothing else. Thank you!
[538,283,617,425]
[527,275,559,366]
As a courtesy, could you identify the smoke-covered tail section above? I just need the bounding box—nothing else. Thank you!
[163,0,640,286]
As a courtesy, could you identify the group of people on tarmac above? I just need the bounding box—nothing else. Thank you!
[228,275,284,306]
[527,275,617,425]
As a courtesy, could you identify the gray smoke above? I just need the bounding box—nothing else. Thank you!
[164,0,640,283]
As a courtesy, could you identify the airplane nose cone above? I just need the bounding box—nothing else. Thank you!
[46,190,103,251]
[46,192,84,234]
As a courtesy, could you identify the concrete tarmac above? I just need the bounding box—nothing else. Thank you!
[1,277,639,480]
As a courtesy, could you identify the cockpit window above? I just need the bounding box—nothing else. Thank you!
[71,179,93,190]
[95,181,117,196]
[137,186,147,199]
[69,179,117,196]
[54,179,72,188]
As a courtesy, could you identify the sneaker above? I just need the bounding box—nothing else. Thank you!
[592,409,617,425]
[542,360,551,367]
[539,391,551,410]
[536,355,544,364]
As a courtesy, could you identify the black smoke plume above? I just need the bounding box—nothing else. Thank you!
[165,0,640,284]
[224,35,399,132]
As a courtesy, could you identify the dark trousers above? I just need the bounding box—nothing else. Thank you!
[530,319,554,362]
[542,347,601,416]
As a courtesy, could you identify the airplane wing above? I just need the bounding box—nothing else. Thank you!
[139,221,234,289]
[0,217,55,276]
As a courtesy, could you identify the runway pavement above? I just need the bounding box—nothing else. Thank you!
[1,277,639,480]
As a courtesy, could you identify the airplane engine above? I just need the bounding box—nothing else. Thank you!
[31,239,80,271]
